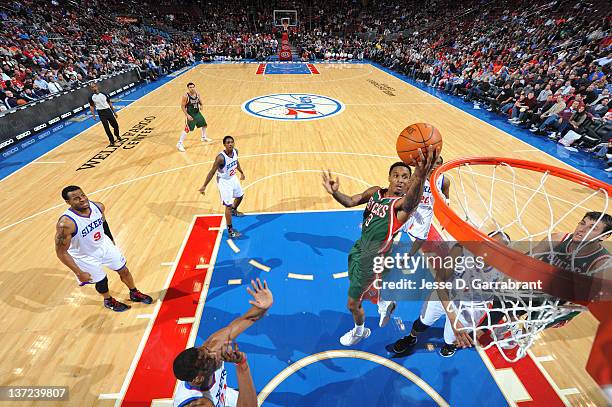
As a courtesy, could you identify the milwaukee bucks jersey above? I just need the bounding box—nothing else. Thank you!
[359,189,403,254]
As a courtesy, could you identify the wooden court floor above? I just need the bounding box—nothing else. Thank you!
[0,63,607,406]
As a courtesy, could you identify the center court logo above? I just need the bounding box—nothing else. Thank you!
[242,93,344,121]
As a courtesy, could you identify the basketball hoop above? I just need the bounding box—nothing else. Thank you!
[429,157,611,366]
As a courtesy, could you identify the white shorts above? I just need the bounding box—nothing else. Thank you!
[217,176,243,207]
[402,210,433,240]
[71,240,126,283]
[419,300,485,345]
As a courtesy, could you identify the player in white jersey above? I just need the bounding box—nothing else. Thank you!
[199,136,245,238]
[402,155,450,256]
[54,186,153,312]
[173,279,272,407]
[389,231,510,357]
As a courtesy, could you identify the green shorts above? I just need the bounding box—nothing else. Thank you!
[348,244,379,301]
[186,111,207,131]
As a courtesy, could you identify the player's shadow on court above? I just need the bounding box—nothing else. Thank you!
[264,364,458,407]
[285,232,354,255]
[0,268,95,312]
[259,197,329,214]
[204,258,284,303]
[238,214,284,235]
[146,201,208,222]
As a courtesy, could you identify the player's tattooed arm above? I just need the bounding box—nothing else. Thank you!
[199,155,225,194]
[55,217,92,283]
[321,169,378,207]
[396,146,439,223]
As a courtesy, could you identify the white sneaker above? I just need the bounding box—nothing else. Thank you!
[201,136,212,142]
[339,327,371,346]
[177,143,185,152]
[378,300,397,327]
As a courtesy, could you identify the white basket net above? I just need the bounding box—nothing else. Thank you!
[435,160,610,362]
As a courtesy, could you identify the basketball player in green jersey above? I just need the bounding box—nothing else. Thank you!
[177,82,212,152]
[322,146,440,346]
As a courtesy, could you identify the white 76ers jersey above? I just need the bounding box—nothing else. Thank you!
[174,363,228,407]
[217,150,238,180]
[62,202,110,259]
[401,175,445,239]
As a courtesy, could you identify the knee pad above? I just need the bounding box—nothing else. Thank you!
[95,276,109,294]
[412,317,430,333]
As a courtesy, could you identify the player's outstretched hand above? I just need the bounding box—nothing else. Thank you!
[452,319,473,348]
[78,271,93,284]
[247,278,273,310]
[411,145,440,179]
[220,341,246,364]
[321,169,340,194]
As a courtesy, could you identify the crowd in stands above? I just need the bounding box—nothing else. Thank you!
[364,0,611,168]
[1,0,610,166]
[0,0,195,113]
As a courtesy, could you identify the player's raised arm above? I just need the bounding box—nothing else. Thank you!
[199,154,224,195]
[433,244,473,348]
[396,146,439,223]
[202,279,273,354]
[54,217,93,284]
[322,169,378,207]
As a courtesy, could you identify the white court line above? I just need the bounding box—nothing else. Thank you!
[98,393,121,400]
[31,161,66,164]
[288,273,314,280]
[1,65,196,183]
[228,279,242,285]
[0,151,391,233]
[227,239,240,253]
[136,314,154,319]
[243,169,371,191]
[513,149,540,153]
[177,317,196,325]
[111,216,199,406]
[208,226,223,231]
[333,272,349,279]
[248,259,271,272]
[160,262,174,266]
[534,355,555,362]
[195,264,211,270]
[558,388,580,396]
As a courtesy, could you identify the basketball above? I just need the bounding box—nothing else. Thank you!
[396,123,443,164]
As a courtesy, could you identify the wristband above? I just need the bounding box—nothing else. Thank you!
[236,355,248,368]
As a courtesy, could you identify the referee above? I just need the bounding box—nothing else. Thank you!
[88,83,122,146]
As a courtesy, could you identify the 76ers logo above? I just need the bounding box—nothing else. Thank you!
[242,93,344,121]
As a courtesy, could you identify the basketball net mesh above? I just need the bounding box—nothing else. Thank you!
[437,161,609,362]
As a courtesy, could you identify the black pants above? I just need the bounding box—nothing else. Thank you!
[99,109,120,144]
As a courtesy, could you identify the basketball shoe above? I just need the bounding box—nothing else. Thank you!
[391,334,417,353]
[104,297,130,312]
[177,142,186,152]
[340,327,371,346]
[378,300,397,327]
[130,290,153,304]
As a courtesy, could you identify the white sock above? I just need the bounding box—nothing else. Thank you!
[201,127,207,139]
[354,323,364,335]
[179,131,187,144]
[378,299,390,314]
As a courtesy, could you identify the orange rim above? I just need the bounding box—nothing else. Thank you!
[430,157,612,304]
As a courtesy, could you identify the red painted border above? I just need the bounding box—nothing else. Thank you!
[121,215,222,406]
[307,64,320,74]
[427,225,564,405]
[256,64,266,75]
